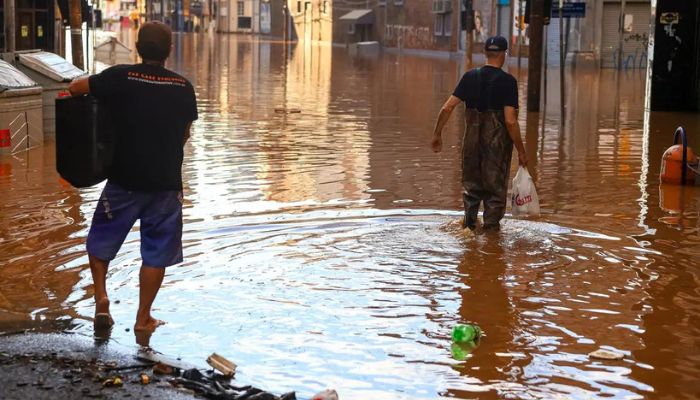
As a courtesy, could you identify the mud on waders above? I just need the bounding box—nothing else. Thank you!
[462,67,513,228]
[660,127,699,186]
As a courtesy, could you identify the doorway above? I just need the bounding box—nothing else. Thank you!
[17,11,34,49]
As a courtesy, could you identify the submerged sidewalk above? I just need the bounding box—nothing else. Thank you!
[0,332,198,399]
[0,332,299,400]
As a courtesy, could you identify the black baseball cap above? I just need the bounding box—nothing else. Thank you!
[484,36,508,52]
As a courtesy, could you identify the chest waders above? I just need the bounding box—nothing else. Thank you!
[461,68,514,229]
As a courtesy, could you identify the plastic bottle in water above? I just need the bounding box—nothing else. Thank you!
[451,324,481,344]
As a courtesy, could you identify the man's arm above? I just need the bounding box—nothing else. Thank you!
[183,122,192,146]
[431,95,462,153]
[68,77,90,96]
[504,106,528,166]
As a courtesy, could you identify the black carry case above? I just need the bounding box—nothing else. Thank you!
[55,95,115,188]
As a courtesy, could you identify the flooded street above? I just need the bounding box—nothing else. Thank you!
[2,34,700,399]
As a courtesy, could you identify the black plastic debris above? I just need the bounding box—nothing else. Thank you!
[170,367,296,400]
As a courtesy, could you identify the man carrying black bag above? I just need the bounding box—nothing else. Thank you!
[69,21,197,333]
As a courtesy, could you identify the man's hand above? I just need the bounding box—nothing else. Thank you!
[431,96,461,154]
[431,136,443,153]
[68,77,90,96]
[518,150,528,166]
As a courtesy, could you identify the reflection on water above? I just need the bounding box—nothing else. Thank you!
[1,34,700,399]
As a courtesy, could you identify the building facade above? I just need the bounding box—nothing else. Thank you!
[215,0,285,34]
[543,0,651,69]
[282,0,332,42]
[1,0,58,52]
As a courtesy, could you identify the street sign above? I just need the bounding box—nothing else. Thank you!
[551,2,585,18]
[659,12,679,25]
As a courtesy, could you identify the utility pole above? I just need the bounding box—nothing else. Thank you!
[526,0,544,111]
[70,0,84,69]
[517,0,523,70]
[490,0,497,36]
[282,3,288,41]
[464,0,474,70]
[541,28,547,133]
[5,0,16,52]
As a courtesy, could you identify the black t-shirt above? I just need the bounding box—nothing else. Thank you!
[89,64,197,191]
[452,66,518,112]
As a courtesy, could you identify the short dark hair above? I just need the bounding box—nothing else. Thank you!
[485,50,504,59]
[136,22,172,62]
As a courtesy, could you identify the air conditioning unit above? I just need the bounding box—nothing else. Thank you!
[432,0,451,13]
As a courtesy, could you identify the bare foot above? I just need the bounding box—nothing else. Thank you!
[134,330,153,348]
[134,316,165,333]
[94,298,114,328]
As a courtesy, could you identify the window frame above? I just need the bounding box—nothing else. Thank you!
[444,12,452,36]
[434,13,444,36]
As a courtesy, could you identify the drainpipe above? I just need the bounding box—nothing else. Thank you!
[618,0,625,70]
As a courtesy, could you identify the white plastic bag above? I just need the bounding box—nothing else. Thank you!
[511,166,540,217]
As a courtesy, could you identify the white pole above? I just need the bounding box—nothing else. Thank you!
[618,0,626,70]
[558,0,564,127]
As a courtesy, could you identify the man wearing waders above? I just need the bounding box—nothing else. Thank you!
[431,36,528,231]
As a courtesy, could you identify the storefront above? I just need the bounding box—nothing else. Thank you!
[0,0,55,51]
[12,0,56,51]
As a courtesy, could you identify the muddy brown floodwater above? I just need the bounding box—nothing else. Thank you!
[1,34,700,399]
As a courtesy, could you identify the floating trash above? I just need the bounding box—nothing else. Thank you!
[102,376,123,387]
[311,389,339,400]
[207,352,237,378]
[451,324,481,344]
[588,349,625,360]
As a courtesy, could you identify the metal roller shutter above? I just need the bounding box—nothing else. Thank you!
[601,1,651,69]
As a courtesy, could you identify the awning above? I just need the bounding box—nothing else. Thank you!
[339,9,374,25]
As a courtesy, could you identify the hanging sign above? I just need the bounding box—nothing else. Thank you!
[551,2,586,18]
[659,12,679,25]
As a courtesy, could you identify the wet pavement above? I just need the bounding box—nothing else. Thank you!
[0,333,196,399]
[2,34,700,399]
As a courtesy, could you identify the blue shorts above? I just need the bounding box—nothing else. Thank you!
[86,181,183,267]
